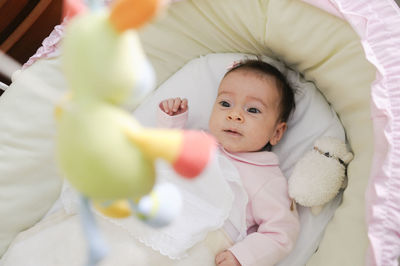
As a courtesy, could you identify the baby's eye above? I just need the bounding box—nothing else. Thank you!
[247,107,261,113]
[219,101,230,107]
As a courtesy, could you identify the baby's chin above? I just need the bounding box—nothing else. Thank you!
[220,139,267,153]
[220,143,255,153]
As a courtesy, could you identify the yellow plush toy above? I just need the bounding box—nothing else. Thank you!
[55,0,216,265]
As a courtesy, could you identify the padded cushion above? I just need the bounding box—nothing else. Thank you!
[0,0,376,265]
[0,58,65,256]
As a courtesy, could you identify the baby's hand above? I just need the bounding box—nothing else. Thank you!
[215,250,241,266]
[160,97,188,116]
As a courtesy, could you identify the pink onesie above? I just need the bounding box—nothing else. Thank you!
[157,106,300,266]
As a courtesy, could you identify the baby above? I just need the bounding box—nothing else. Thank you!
[158,59,300,266]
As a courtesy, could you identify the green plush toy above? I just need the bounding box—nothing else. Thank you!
[55,1,216,265]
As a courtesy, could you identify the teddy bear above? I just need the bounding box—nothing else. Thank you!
[288,136,354,215]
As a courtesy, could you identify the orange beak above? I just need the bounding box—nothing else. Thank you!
[109,0,161,32]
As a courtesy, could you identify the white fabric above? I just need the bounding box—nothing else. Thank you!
[134,53,346,266]
[55,153,246,259]
[0,210,233,266]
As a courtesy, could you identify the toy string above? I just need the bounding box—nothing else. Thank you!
[80,196,108,266]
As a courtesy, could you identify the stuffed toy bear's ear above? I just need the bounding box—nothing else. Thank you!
[341,152,354,165]
[288,136,353,215]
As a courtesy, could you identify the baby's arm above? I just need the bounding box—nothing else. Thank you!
[157,97,189,128]
[228,178,300,266]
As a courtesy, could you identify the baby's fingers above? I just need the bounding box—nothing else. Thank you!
[180,98,188,111]
[172,98,182,113]
[161,100,170,114]
[167,98,176,113]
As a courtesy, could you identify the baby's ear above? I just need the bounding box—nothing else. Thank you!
[270,122,287,146]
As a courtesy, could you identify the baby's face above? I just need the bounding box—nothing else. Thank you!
[208,69,286,153]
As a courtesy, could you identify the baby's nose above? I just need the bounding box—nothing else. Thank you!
[227,112,244,122]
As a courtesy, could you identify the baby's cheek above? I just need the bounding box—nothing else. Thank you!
[208,118,218,135]
[252,132,270,149]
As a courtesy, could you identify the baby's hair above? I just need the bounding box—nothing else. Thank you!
[225,58,295,123]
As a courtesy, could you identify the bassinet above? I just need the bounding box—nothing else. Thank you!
[0,0,399,266]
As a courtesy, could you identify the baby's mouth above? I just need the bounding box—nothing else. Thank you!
[223,129,242,136]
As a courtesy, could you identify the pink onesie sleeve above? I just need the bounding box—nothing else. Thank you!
[229,177,300,266]
[156,102,188,128]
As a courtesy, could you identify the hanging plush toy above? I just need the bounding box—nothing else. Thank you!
[55,0,216,265]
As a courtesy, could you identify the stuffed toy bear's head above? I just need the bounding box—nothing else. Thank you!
[288,136,353,215]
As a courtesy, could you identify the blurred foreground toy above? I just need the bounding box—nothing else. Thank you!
[55,0,216,265]
[288,136,353,215]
